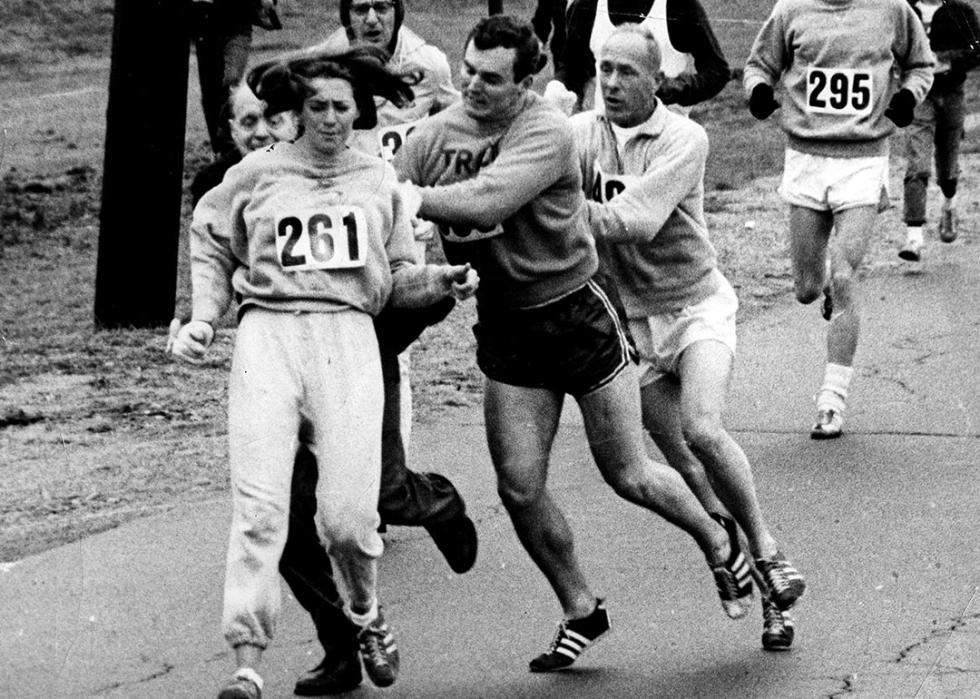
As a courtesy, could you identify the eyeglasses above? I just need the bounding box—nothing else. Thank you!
[350,1,395,17]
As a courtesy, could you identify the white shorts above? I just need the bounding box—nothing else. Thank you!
[628,271,738,387]
[779,149,889,213]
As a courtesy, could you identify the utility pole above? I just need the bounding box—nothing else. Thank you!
[94,0,189,329]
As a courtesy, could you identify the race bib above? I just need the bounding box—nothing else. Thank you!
[591,162,641,203]
[440,221,506,243]
[805,67,873,117]
[377,119,421,162]
[274,206,368,271]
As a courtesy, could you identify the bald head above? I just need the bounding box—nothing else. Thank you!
[608,24,662,75]
[227,83,298,155]
[597,24,664,127]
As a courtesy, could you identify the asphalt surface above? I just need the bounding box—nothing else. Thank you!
[3,238,979,699]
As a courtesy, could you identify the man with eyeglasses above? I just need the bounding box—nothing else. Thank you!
[311,0,460,159]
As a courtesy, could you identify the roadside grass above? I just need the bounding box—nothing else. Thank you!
[1,0,978,560]
[0,0,114,72]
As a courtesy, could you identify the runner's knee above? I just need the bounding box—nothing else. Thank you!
[681,415,726,457]
[495,463,547,511]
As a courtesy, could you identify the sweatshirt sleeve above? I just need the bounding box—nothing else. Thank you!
[896,3,938,103]
[743,6,787,95]
[658,0,732,106]
[416,109,573,231]
[586,121,707,243]
[419,46,461,113]
[189,162,253,325]
[385,173,423,275]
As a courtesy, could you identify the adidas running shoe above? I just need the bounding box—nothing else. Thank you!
[756,552,806,611]
[709,513,754,619]
[529,599,611,672]
[357,607,399,687]
[761,595,795,651]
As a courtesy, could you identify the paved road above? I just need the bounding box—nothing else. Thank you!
[3,239,979,698]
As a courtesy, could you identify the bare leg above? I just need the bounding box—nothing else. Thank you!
[484,378,596,619]
[674,340,778,559]
[640,375,725,514]
[789,203,877,367]
[788,204,834,306]
[825,205,877,367]
[575,364,730,565]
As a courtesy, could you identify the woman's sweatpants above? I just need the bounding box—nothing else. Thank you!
[222,308,385,649]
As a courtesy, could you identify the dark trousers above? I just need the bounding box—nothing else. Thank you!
[903,85,966,226]
[192,17,252,156]
[278,300,463,652]
[532,0,569,74]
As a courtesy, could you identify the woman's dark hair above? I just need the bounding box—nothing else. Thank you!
[465,14,547,83]
[246,45,419,129]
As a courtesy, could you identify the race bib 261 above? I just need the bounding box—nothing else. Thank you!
[274,206,368,271]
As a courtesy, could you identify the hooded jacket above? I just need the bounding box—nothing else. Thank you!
[311,1,460,160]
[339,0,406,56]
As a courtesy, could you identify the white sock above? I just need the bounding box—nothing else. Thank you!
[906,226,923,245]
[233,667,264,691]
[943,196,956,212]
[817,363,853,413]
[349,598,379,628]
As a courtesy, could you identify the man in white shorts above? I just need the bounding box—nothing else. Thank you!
[744,0,934,438]
[571,23,804,651]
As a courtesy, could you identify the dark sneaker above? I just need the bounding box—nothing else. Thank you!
[898,238,923,261]
[218,669,262,699]
[426,512,478,574]
[761,595,795,651]
[709,513,754,619]
[294,653,362,696]
[529,599,611,672]
[756,552,806,611]
[810,407,843,440]
[357,608,399,687]
[939,203,957,243]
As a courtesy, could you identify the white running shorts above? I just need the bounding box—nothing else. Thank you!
[779,148,889,213]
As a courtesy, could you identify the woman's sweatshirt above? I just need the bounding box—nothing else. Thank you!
[189,141,420,325]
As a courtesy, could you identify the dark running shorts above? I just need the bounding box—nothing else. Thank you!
[474,275,638,398]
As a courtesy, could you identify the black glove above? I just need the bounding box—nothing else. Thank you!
[748,83,779,120]
[884,89,916,127]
